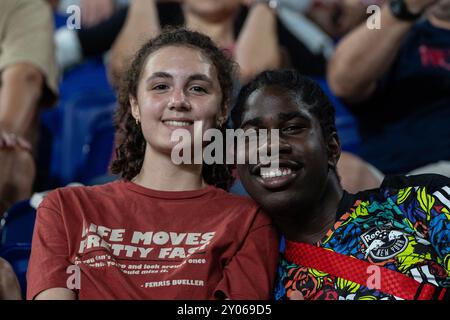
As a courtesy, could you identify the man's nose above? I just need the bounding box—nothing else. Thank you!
[168,89,191,111]
[262,130,291,156]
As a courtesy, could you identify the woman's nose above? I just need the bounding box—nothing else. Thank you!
[168,89,191,111]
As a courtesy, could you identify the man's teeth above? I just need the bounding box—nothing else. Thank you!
[164,120,192,127]
[260,168,292,179]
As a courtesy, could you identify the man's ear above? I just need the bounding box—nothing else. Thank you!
[327,132,341,170]
[129,95,140,121]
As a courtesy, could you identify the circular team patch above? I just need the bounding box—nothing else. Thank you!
[361,225,408,260]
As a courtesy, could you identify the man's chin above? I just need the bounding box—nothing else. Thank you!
[248,186,299,214]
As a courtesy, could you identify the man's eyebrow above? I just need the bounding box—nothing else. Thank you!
[240,111,310,128]
[240,117,263,128]
[278,111,310,122]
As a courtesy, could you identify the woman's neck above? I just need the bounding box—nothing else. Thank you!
[133,145,206,191]
[183,9,236,48]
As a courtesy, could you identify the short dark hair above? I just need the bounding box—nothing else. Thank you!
[112,27,237,190]
[231,69,338,145]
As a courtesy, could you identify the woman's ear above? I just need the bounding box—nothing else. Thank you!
[327,132,341,170]
[129,95,140,122]
[217,103,228,127]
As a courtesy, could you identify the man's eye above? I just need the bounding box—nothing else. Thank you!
[282,126,304,134]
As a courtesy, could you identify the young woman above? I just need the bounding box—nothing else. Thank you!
[26,28,278,300]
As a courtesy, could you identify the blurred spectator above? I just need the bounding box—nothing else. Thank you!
[56,1,381,79]
[108,0,282,86]
[337,151,384,193]
[109,0,379,86]
[61,0,118,28]
[0,257,21,300]
[55,0,130,71]
[328,0,450,176]
[0,0,58,215]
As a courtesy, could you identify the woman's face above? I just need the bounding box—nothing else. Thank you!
[130,45,225,156]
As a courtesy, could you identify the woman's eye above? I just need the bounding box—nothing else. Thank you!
[152,84,169,91]
[190,86,207,93]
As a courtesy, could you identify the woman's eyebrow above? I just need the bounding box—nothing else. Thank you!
[145,72,213,85]
[187,74,214,85]
[146,72,172,83]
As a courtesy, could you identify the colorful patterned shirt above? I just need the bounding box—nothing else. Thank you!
[275,174,450,300]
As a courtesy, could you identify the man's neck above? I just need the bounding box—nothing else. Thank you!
[273,175,344,245]
[133,145,205,191]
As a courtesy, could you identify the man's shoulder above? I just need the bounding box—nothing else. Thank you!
[380,173,450,191]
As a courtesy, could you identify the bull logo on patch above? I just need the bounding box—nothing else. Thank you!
[361,225,408,260]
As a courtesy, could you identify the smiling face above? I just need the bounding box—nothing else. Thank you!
[130,45,226,156]
[236,85,340,216]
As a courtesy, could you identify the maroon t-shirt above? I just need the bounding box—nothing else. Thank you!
[27,181,279,300]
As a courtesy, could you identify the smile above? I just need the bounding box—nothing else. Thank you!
[252,161,302,190]
[260,167,293,179]
[163,120,194,127]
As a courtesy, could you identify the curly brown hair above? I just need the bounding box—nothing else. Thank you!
[111,27,237,190]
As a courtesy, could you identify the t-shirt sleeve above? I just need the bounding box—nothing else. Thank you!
[213,208,279,300]
[26,191,74,299]
[384,174,450,275]
[427,184,450,274]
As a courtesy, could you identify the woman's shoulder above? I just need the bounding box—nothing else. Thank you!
[212,186,254,202]
[40,180,126,207]
[211,188,274,229]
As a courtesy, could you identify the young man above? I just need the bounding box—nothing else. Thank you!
[233,70,450,300]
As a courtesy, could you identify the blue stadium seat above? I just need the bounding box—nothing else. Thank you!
[0,245,31,299]
[40,58,117,187]
[0,200,36,247]
[0,200,36,298]
[313,78,361,154]
[59,93,116,184]
[229,179,249,196]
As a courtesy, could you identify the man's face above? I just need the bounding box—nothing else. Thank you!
[236,86,339,217]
